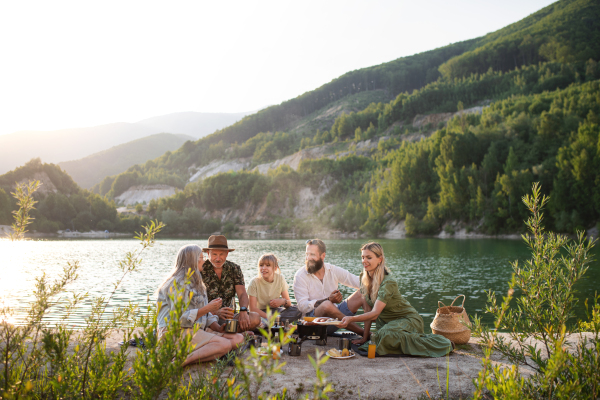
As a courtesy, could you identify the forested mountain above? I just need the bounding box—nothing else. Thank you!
[59,133,193,189]
[0,159,148,233]
[96,0,600,196]
[3,0,599,237]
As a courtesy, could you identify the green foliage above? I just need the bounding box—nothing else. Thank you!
[579,294,600,332]
[0,160,156,234]
[6,179,41,240]
[439,0,600,80]
[0,158,79,195]
[472,183,599,399]
[0,221,164,399]
[367,79,600,234]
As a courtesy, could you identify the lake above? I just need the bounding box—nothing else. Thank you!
[1,237,598,331]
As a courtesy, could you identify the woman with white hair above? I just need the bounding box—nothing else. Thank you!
[157,244,244,366]
[338,242,453,357]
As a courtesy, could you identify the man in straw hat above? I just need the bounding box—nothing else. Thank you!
[201,235,261,332]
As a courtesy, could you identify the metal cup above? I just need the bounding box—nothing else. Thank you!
[288,339,302,356]
[249,335,262,348]
[224,319,238,333]
[338,338,351,351]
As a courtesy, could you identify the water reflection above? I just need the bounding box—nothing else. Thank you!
[0,237,597,331]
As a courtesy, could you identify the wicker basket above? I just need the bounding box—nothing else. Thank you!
[430,295,472,345]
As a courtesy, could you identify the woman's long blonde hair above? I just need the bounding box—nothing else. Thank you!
[360,242,390,302]
[157,244,206,297]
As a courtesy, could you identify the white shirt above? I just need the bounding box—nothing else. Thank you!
[293,262,360,314]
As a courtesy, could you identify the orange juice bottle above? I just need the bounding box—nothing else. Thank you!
[368,341,376,359]
[272,344,280,359]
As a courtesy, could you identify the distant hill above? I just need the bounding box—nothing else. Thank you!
[58,133,194,189]
[0,111,251,174]
[136,111,252,138]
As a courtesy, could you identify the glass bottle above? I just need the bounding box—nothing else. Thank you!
[368,341,376,359]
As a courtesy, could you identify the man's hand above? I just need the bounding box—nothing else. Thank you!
[215,307,235,320]
[328,290,343,304]
[238,311,250,331]
[269,298,286,308]
[206,298,222,314]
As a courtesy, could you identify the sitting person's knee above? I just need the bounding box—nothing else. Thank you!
[233,333,244,346]
[315,300,336,315]
[250,312,261,327]
[221,340,233,354]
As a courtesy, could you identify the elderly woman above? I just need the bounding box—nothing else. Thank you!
[338,242,453,357]
[157,244,244,366]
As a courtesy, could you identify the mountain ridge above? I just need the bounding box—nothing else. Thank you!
[58,133,194,189]
[0,111,252,174]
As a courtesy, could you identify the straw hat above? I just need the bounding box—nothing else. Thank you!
[202,235,235,252]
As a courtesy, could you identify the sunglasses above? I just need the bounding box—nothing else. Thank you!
[306,239,322,245]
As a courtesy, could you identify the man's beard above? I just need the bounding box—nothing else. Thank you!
[306,259,323,275]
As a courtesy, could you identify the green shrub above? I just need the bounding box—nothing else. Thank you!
[472,183,599,399]
[37,218,61,233]
[73,210,94,232]
[96,219,115,231]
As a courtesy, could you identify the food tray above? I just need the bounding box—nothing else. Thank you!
[326,349,355,359]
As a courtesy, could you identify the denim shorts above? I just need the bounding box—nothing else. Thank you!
[306,299,354,318]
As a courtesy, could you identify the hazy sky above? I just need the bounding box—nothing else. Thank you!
[0,0,556,136]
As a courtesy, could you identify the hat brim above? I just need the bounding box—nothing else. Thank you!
[202,247,235,252]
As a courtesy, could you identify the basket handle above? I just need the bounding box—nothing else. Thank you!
[450,294,466,308]
[438,301,448,309]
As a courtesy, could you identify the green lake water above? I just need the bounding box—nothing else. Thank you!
[1,237,598,331]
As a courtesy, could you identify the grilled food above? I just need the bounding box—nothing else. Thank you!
[329,348,342,357]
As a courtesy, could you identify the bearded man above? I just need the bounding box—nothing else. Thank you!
[292,238,364,335]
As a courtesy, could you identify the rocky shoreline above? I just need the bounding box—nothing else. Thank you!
[3,224,596,241]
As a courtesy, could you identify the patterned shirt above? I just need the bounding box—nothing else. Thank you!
[202,259,245,309]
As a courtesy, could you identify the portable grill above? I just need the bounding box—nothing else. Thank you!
[296,321,328,345]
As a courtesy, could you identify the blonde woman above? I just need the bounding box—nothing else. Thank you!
[338,242,453,357]
[156,244,244,366]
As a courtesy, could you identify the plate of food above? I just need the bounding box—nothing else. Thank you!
[256,344,283,356]
[313,317,343,325]
[326,348,355,359]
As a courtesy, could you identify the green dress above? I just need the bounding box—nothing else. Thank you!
[358,273,452,357]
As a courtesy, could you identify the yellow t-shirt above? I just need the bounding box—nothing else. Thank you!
[247,274,289,310]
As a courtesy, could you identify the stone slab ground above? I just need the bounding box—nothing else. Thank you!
[105,331,596,400]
